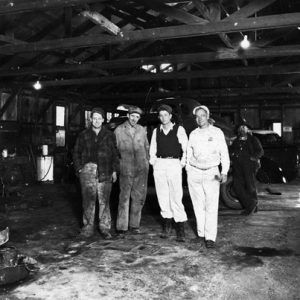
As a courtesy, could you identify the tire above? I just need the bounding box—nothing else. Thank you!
[220,175,242,210]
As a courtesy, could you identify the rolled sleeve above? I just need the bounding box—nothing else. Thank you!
[177,126,188,166]
[219,131,230,175]
[149,128,157,165]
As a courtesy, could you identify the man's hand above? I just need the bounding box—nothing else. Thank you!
[112,172,117,183]
[220,174,227,184]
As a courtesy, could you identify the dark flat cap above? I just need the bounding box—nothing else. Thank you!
[91,107,105,118]
[128,106,143,115]
[157,104,172,114]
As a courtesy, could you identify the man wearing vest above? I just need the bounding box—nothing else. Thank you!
[186,105,229,248]
[115,106,149,236]
[149,104,188,242]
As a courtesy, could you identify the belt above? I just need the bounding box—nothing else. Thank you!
[158,156,180,159]
[191,164,217,171]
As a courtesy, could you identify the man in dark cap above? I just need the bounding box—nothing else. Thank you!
[114,106,149,236]
[230,123,264,215]
[149,104,188,242]
[73,107,119,239]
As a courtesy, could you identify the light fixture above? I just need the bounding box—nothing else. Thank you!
[240,35,250,49]
[33,80,42,90]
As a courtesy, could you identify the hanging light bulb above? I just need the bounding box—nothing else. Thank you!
[33,80,42,90]
[240,35,250,49]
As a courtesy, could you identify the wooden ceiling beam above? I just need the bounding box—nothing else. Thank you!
[0,0,107,15]
[1,44,300,77]
[15,63,300,87]
[135,0,208,25]
[81,10,121,35]
[0,13,299,54]
[225,0,278,21]
[84,87,300,101]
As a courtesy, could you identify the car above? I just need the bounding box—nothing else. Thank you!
[220,129,299,209]
[252,130,299,183]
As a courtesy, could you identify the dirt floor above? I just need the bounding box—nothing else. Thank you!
[0,179,299,300]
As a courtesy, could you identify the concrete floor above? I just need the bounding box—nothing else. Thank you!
[0,179,299,300]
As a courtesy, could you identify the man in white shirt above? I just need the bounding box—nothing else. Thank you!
[186,105,229,248]
[149,104,188,242]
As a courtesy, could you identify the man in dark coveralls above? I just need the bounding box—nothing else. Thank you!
[73,107,119,238]
[231,123,264,215]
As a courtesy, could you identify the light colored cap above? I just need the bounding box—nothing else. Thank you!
[193,105,210,117]
[128,106,143,115]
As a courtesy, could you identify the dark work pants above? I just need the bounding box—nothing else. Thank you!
[232,159,258,212]
[116,169,148,231]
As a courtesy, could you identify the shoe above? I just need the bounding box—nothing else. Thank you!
[130,228,141,234]
[206,240,215,248]
[101,231,112,240]
[116,230,127,239]
[79,226,94,238]
[240,205,258,216]
[160,218,173,239]
[191,236,205,244]
[175,222,185,243]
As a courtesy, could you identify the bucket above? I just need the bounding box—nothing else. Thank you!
[42,145,48,156]
[36,156,53,182]
[2,149,8,158]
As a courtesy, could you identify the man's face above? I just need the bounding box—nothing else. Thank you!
[238,125,249,136]
[91,112,104,129]
[128,113,141,126]
[195,109,209,128]
[158,110,172,125]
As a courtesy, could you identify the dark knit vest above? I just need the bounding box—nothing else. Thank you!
[156,124,181,158]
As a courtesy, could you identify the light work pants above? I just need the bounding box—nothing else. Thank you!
[79,163,112,233]
[153,158,187,222]
[187,166,220,242]
[117,169,148,231]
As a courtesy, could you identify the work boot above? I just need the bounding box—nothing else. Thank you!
[160,218,172,239]
[79,226,94,238]
[175,222,185,242]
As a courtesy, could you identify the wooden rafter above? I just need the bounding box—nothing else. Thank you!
[0,0,107,15]
[0,87,22,118]
[135,0,208,25]
[84,87,300,101]
[0,13,298,54]
[1,44,299,77]
[81,10,121,35]
[15,63,300,88]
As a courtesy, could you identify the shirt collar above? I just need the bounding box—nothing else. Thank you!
[160,122,174,131]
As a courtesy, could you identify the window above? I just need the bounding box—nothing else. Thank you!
[56,106,65,126]
[56,105,66,147]
[85,110,91,128]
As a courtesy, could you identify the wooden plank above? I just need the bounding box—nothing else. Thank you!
[85,87,300,101]
[0,88,22,118]
[0,13,298,54]
[136,0,208,25]
[81,11,121,35]
[37,99,55,122]
[224,0,278,20]
[193,1,233,48]
[20,63,300,87]
[0,35,26,45]
[1,45,300,77]
[0,0,107,15]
